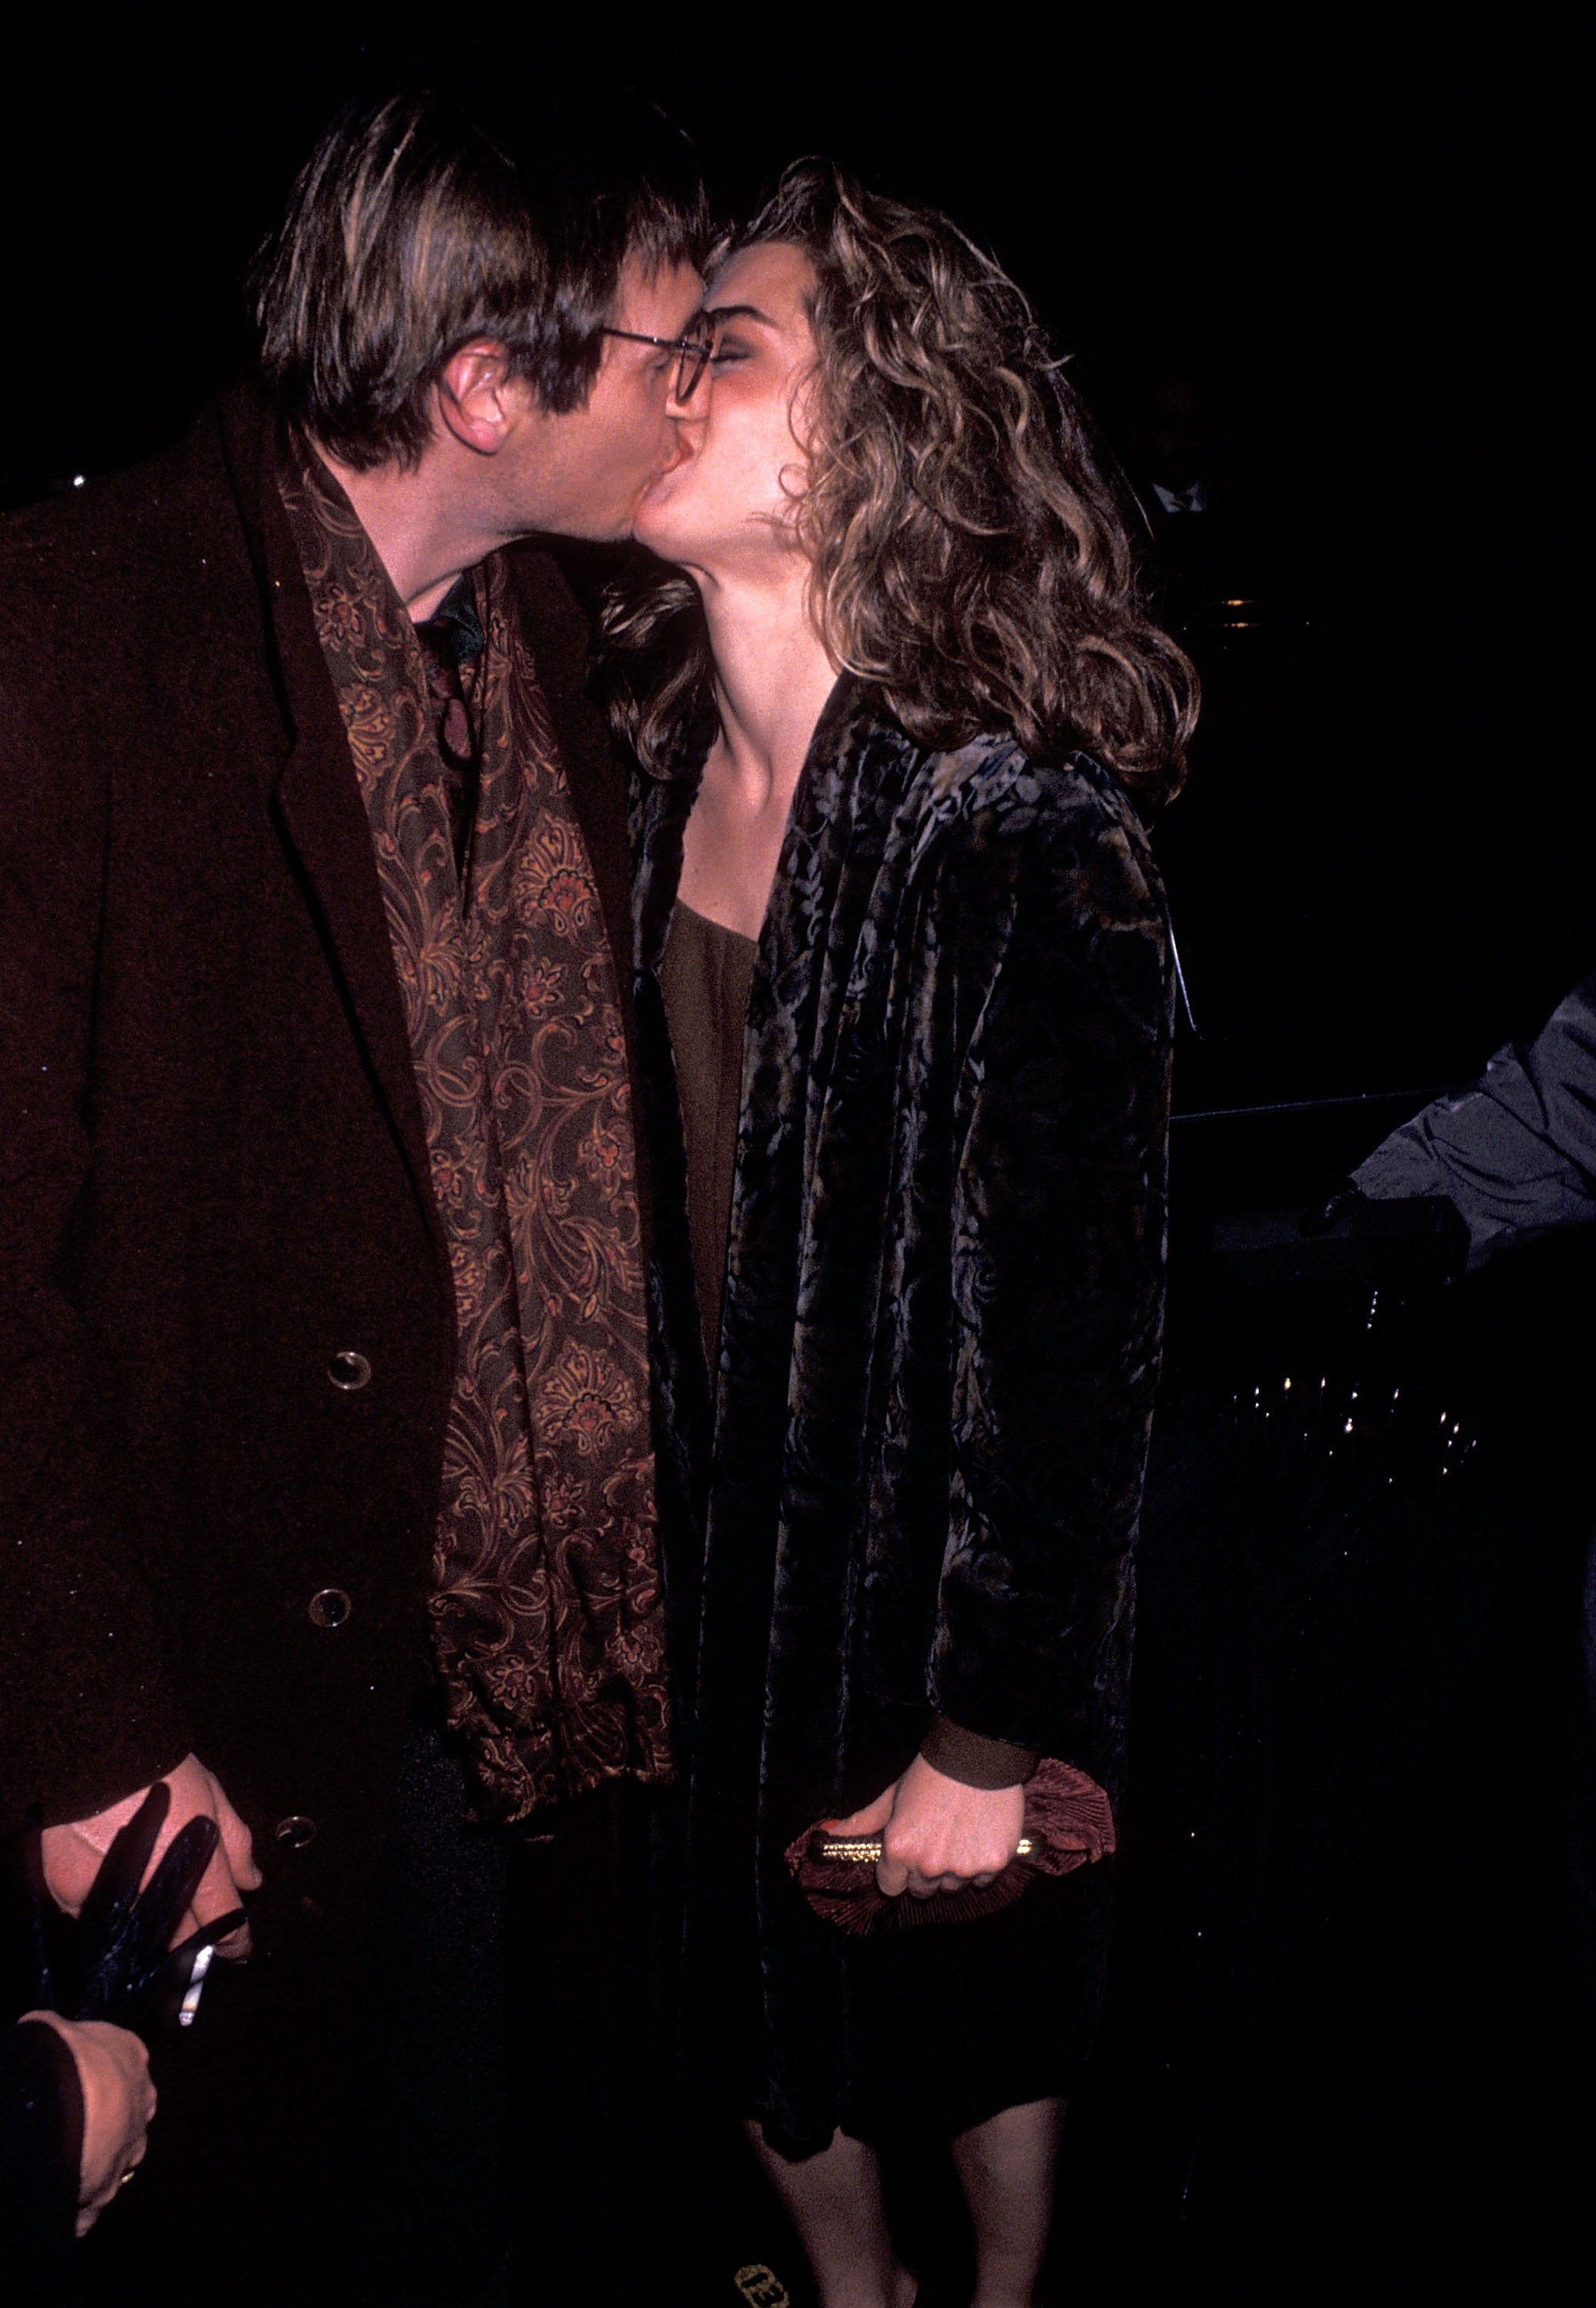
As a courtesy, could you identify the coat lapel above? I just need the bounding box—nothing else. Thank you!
[214,391,449,1297]
[728,679,911,1347]
[632,750,701,977]
[692,684,915,1683]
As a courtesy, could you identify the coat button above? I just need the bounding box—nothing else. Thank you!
[275,1815,318,1851]
[308,1587,352,1629]
[327,1349,372,1392]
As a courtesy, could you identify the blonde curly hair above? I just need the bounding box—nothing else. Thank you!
[600,159,1195,811]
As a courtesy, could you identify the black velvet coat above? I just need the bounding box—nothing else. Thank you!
[633,679,1173,2148]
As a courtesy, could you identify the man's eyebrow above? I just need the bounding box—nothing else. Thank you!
[699,302,775,327]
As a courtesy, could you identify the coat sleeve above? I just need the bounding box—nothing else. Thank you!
[1352,970,1596,1269]
[0,2021,82,2286]
[928,768,1171,1776]
[0,611,190,1827]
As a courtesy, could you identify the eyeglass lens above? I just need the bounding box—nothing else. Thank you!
[677,334,712,401]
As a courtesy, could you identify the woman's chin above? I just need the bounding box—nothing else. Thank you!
[632,482,685,551]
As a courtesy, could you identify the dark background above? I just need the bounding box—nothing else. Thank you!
[6,24,1587,2298]
[3,24,1586,1112]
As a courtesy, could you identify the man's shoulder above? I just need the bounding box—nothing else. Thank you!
[0,395,285,782]
[0,398,261,649]
[3,416,217,552]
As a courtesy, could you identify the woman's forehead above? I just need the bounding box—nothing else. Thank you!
[705,240,816,322]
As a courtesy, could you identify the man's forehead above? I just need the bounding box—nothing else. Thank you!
[611,255,704,335]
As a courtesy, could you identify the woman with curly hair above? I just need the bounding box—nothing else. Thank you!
[609,161,1195,2306]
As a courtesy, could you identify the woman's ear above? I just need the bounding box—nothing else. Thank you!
[434,340,528,456]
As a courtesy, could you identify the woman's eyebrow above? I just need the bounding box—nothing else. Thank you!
[700,302,775,327]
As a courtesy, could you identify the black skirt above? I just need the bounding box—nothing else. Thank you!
[747,1856,1117,2154]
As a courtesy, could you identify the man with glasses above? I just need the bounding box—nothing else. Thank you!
[605,322,717,404]
[1,82,706,2300]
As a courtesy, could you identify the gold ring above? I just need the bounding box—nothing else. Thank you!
[118,2169,137,2188]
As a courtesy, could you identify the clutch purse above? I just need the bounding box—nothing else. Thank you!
[784,1758,1115,1936]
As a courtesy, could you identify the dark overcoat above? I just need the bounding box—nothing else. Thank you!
[633,679,1174,2149]
[0,388,639,1970]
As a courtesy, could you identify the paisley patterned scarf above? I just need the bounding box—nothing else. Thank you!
[279,441,669,1822]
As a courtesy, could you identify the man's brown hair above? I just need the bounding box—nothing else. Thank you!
[253,86,708,471]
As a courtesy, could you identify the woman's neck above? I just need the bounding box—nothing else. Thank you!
[698,563,838,806]
[675,560,838,940]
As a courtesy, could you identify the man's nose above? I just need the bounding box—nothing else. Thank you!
[655,419,698,479]
[664,364,711,423]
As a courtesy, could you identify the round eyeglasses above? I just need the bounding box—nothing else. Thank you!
[601,325,714,402]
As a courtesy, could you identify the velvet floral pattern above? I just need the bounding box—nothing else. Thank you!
[281,443,668,1821]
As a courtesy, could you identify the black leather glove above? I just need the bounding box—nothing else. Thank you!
[14,1783,245,2041]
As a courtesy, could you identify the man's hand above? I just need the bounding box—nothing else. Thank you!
[42,1755,262,1959]
[827,1754,1027,1900]
[23,2011,157,2236]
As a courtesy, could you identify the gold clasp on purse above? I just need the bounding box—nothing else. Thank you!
[815,1833,1035,1863]
[734,2265,794,2306]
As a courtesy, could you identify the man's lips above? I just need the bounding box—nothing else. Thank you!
[647,428,698,494]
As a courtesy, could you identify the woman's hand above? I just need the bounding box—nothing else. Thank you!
[23,2012,156,2236]
[827,1755,1027,1900]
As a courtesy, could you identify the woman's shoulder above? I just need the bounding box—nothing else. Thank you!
[901,729,1167,936]
[909,727,1145,832]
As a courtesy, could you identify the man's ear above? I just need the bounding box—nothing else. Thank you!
[434,340,532,456]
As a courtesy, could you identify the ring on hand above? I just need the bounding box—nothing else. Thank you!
[118,2168,137,2188]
